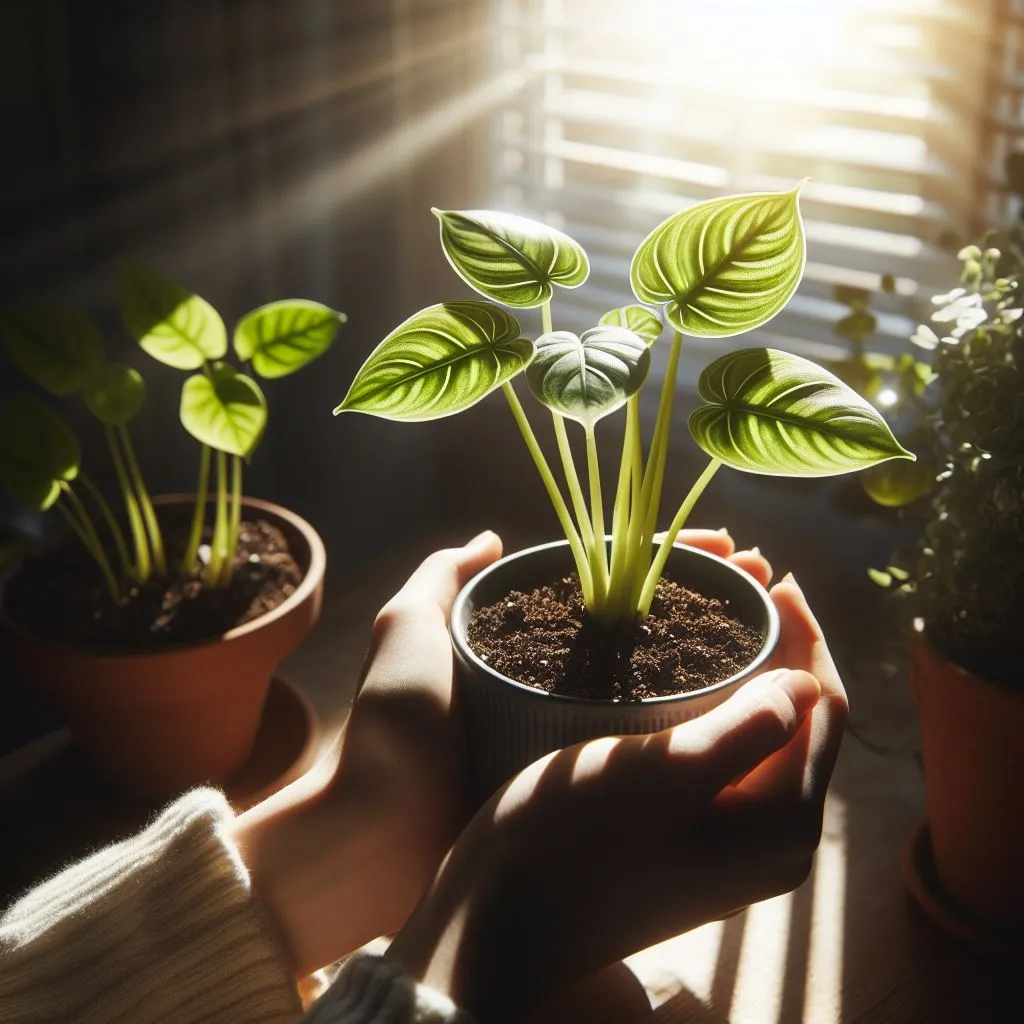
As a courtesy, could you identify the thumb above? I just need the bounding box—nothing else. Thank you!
[394,530,503,613]
[664,669,821,795]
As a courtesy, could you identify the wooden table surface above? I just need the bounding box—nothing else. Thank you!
[2,533,1022,1023]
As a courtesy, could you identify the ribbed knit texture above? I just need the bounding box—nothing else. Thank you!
[302,955,474,1024]
[0,788,302,1024]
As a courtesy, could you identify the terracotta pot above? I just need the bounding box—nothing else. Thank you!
[0,496,325,800]
[451,539,780,801]
[911,633,1024,930]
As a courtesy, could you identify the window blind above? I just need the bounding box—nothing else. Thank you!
[487,0,1021,362]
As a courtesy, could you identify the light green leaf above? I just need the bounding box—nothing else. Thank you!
[0,395,80,510]
[180,363,267,457]
[688,348,914,477]
[335,301,533,421]
[433,209,589,308]
[0,307,105,395]
[598,305,663,345]
[630,186,806,337]
[83,363,146,426]
[861,457,933,507]
[234,299,346,379]
[525,326,650,427]
[868,568,893,588]
[119,262,227,370]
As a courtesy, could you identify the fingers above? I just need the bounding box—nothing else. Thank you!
[670,529,772,588]
[389,530,504,614]
[728,549,772,588]
[655,667,821,797]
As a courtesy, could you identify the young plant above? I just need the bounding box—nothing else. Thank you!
[337,190,914,627]
[0,271,344,598]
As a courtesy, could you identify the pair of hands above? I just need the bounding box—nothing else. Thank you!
[236,529,848,1021]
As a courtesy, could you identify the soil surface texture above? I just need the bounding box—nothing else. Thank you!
[6,511,302,650]
[468,573,763,701]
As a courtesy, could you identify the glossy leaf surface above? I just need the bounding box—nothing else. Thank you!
[433,209,589,308]
[0,307,104,395]
[119,263,227,370]
[526,326,649,427]
[598,305,662,345]
[0,396,80,509]
[689,348,914,476]
[234,299,346,378]
[335,301,533,421]
[180,363,267,457]
[631,187,805,337]
[83,363,146,426]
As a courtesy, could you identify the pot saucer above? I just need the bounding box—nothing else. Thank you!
[901,820,1024,962]
[224,676,319,812]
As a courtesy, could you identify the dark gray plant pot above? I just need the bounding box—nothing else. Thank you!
[451,538,780,801]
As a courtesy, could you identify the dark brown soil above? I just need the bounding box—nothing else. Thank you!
[5,509,303,650]
[468,573,763,702]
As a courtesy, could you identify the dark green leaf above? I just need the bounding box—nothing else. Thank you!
[234,299,346,378]
[833,310,877,342]
[83,363,146,426]
[0,307,105,395]
[0,395,80,510]
[335,301,533,421]
[832,283,871,308]
[180,364,267,457]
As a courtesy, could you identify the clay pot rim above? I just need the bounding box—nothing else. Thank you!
[451,537,781,708]
[0,493,326,660]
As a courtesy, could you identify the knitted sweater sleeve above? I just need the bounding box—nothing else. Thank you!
[0,789,473,1024]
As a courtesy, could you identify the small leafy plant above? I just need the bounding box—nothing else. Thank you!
[0,267,344,601]
[337,188,914,627]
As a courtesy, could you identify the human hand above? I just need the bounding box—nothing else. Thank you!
[387,554,847,1023]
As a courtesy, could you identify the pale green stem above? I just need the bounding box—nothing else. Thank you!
[207,450,230,588]
[584,425,609,601]
[502,382,594,604]
[637,458,722,617]
[59,484,120,601]
[552,414,595,551]
[222,454,243,587]
[107,426,150,582]
[181,444,211,575]
[119,425,166,576]
[541,300,553,336]
[79,472,131,581]
[607,398,640,618]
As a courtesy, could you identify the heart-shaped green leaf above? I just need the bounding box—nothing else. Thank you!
[0,307,105,395]
[180,363,267,457]
[0,395,80,510]
[598,305,663,345]
[335,301,533,421]
[689,348,914,476]
[83,363,146,426]
[234,299,346,379]
[526,326,650,427]
[119,262,227,370]
[433,209,589,308]
[631,187,806,337]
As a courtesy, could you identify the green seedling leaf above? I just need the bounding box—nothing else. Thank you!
[833,310,877,341]
[525,326,650,427]
[689,348,915,476]
[868,568,893,587]
[0,307,105,395]
[180,363,267,457]
[335,300,533,421]
[861,457,933,507]
[234,299,346,379]
[83,363,145,426]
[119,262,227,370]
[598,305,662,345]
[0,395,80,510]
[433,209,589,308]
[630,186,805,337]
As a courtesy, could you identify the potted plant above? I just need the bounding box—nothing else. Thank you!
[336,188,913,798]
[870,237,1024,941]
[0,266,343,798]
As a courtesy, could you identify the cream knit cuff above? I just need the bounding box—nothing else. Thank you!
[302,954,476,1024]
[0,787,301,1024]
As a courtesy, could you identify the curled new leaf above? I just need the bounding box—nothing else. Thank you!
[433,209,589,308]
[335,301,533,421]
[526,326,650,427]
[234,299,346,379]
[631,187,805,337]
[83,363,146,426]
[180,363,267,457]
[598,305,663,345]
[0,395,80,510]
[689,348,914,476]
[119,262,227,370]
[0,307,105,395]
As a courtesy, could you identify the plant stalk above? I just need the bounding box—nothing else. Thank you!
[58,484,120,601]
[584,425,609,600]
[552,414,595,552]
[207,449,230,588]
[224,454,243,586]
[181,444,211,575]
[79,472,132,581]
[119,425,166,576]
[107,425,150,582]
